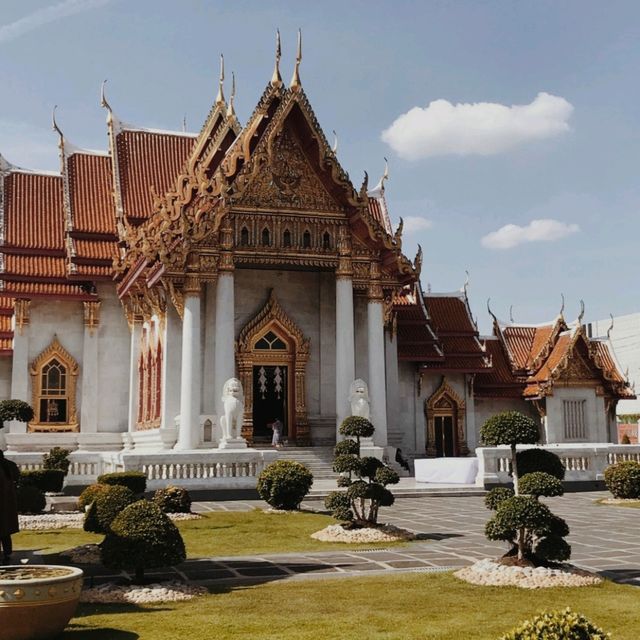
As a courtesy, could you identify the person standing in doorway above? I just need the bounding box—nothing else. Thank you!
[271,417,284,448]
[0,450,19,564]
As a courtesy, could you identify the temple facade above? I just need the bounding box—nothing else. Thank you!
[0,36,633,465]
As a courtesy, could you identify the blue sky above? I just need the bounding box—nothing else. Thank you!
[1,0,639,332]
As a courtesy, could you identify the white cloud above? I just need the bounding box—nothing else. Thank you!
[403,216,433,233]
[481,218,579,250]
[382,92,573,160]
[0,0,112,44]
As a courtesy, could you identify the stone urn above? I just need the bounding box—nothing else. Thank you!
[0,565,83,640]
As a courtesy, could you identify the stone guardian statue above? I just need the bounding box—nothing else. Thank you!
[349,379,370,420]
[218,378,247,449]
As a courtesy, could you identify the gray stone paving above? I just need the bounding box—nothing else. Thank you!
[28,491,640,587]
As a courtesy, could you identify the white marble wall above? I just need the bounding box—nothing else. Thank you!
[474,396,536,443]
[0,357,12,400]
[544,387,609,443]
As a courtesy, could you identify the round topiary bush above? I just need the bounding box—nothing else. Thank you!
[16,483,46,514]
[42,447,71,474]
[481,411,539,447]
[534,535,571,563]
[519,472,564,499]
[604,460,640,499]
[153,485,192,514]
[334,439,359,457]
[84,484,136,534]
[324,491,353,522]
[484,486,514,511]
[78,483,110,511]
[0,399,34,427]
[516,448,565,480]
[101,500,186,583]
[19,469,65,493]
[97,471,147,495]
[257,460,313,510]
[499,607,610,640]
[339,416,375,439]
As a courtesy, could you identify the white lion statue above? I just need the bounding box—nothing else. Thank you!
[349,379,370,420]
[220,378,245,440]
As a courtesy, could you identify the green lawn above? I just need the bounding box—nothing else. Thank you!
[63,573,637,640]
[14,510,402,558]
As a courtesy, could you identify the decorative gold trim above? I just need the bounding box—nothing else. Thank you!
[29,336,79,432]
[14,299,30,335]
[236,290,310,445]
[82,301,101,336]
[424,378,467,457]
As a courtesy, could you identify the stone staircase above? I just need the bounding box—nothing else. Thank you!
[270,446,336,479]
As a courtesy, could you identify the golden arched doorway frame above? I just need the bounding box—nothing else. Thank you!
[425,378,468,457]
[236,290,310,445]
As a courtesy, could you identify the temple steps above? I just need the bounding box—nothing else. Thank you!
[265,446,337,479]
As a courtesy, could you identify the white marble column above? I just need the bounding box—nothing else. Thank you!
[126,318,143,438]
[160,302,182,435]
[9,300,31,434]
[80,301,100,433]
[176,285,202,450]
[384,327,400,444]
[335,276,355,436]
[367,297,388,447]
[214,271,236,419]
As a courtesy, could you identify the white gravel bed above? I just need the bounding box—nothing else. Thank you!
[19,511,201,530]
[311,523,416,543]
[81,581,207,604]
[599,498,640,505]
[454,558,602,589]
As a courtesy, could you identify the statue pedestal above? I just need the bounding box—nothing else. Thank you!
[360,438,385,462]
[218,437,248,450]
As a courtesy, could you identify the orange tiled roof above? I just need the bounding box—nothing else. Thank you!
[3,172,64,250]
[116,129,195,222]
[0,281,94,298]
[426,294,478,334]
[474,338,525,398]
[74,239,117,262]
[67,152,116,235]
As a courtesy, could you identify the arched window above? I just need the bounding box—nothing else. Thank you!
[255,330,287,350]
[322,231,331,250]
[261,227,271,246]
[283,229,292,248]
[240,227,250,246]
[303,230,311,249]
[30,337,79,432]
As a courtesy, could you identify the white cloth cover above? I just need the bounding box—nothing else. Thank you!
[414,457,479,484]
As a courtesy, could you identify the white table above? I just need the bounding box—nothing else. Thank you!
[414,457,479,484]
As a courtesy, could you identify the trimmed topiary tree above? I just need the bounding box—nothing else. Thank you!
[16,483,46,514]
[42,447,71,475]
[481,411,539,495]
[325,416,399,527]
[499,607,610,640]
[101,500,186,583]
[604,460,640,499]
[0,399,34,428]
[20,469,65,493]
[83,484,136,534]
[481,412,570,564]
[257,460,313,510]
[78,483,110,511]
[153,485,192,514]
[97,471,147,495]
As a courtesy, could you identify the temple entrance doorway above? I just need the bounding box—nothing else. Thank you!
[433,414,456,457]
[252,364,289,443]
[425,378,469,457]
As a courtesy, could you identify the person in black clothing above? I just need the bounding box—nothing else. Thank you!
[0,450,19,563]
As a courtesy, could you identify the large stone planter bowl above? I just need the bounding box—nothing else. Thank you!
[0,565,83,640]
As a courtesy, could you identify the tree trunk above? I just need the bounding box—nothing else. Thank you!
[511,444,519,495]
[517,527,526,561]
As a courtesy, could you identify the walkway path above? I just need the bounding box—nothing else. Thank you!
[33,492,640,588]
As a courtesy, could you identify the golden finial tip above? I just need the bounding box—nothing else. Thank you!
[290,28,302,90]
[227,71,236,118]
[216,54,225,105]
[271,29,283,86]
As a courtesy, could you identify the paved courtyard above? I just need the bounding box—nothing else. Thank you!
[49,491,639,589]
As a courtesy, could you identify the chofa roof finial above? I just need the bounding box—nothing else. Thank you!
[271,29,283,87]
[227,71,236,118]
[607,313,614,340]
[578,299,585,325]
[559,292,565,318]
[216,54,225,106]
[100,79,113,114]
[509,305,515,324]
[463,270,470,298]
[487,298,499,326]
[52,105,63,141]
[332,129,338,154]
[290,29,302,90]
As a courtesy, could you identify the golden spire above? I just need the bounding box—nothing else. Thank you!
[216,54,225,105]
[227,72,236,118]
[271,29,282,87]
[290,29,302,90]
